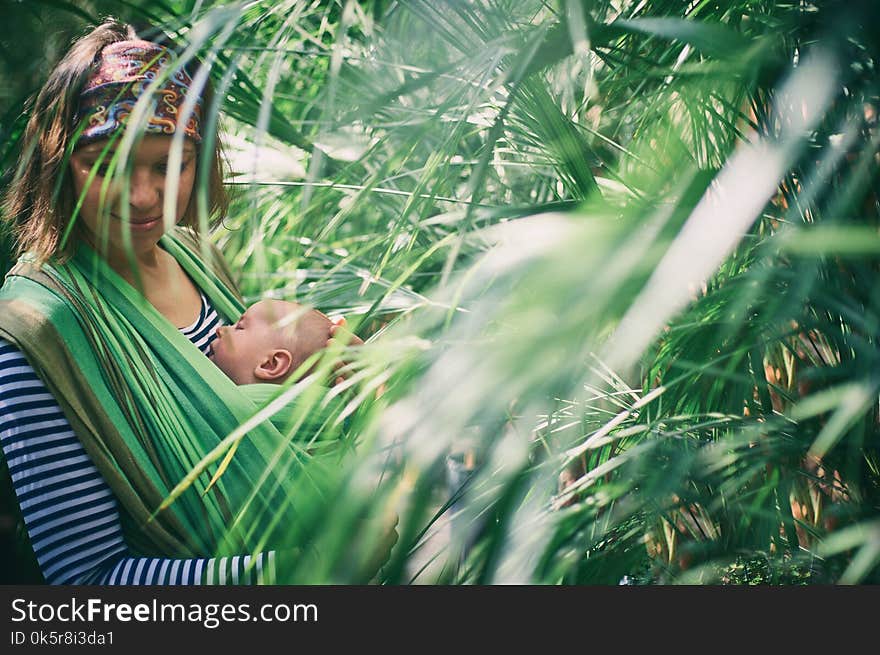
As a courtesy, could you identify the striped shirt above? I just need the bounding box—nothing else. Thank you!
[0,292,274,584]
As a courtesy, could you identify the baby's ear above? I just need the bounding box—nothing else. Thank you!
[254,349,293,382]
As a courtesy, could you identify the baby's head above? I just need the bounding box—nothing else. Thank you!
[209,299,333,385]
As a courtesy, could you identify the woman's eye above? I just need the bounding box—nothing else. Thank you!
[157,159,193,175]
[90,163,111,177]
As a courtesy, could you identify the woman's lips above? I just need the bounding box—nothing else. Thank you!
[111,215,162,231]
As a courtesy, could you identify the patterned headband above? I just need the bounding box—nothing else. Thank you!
[75,40,202,143]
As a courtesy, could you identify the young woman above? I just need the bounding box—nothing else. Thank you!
[0,19,336,584]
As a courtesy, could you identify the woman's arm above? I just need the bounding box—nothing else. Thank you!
[0,338,275,585]
[94,551,275,584]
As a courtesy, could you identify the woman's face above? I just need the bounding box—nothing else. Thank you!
[68,135,197,256]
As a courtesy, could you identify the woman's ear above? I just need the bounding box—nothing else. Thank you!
[254,349,293,382]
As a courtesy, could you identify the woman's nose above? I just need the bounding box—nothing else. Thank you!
[127,168,161,211]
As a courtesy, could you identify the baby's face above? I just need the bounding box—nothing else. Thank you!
[209,299,331,385]
[209,299,292,385]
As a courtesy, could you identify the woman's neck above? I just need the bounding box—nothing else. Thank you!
[102,241,202,328]
[103,244,168,289]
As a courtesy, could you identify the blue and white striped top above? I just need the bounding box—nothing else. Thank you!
[0,292,274,584]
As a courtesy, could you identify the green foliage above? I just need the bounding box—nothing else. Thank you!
[2,0,878,584]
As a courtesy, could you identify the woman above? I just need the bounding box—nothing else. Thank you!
[0,20,335,584]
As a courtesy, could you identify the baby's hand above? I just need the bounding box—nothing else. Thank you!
[327,317,364,386]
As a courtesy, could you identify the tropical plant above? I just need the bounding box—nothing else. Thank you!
[1,0,878,584]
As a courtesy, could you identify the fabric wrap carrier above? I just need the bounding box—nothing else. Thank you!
[0,229,337,566]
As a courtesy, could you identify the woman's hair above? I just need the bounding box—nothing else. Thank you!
[2,18,229,262]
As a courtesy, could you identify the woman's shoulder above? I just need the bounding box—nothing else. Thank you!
[0,258,84,353]
[0,260,70,320]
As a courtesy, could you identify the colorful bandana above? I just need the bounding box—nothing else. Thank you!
[76,40,202,143]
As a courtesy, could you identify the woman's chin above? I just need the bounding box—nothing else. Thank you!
[84,223,169,256]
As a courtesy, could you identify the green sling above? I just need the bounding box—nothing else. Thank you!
[0,228,342,568]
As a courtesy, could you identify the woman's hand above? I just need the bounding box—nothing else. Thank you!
[327,317,364,386]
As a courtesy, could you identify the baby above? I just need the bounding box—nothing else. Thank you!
[209,298,354,386]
